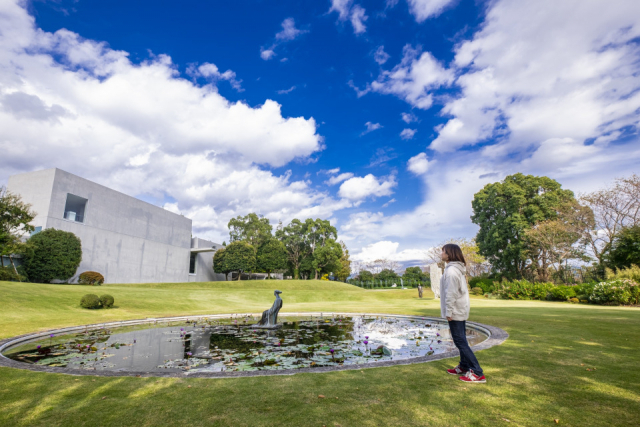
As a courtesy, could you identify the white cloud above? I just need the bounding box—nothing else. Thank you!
[370,45,454,109]
[277,86,296,94]
[326,172,354,186]
[329,0,368,35]
[361,121,383,135]
[430,0,640,153]
[400,128,417,139]
[401,112,417,123]
[352,240,427,263]
[407,0,456,23]
[260,48,276,60]
[338,174,396,202]
[0,0,349,244]
[275,18,305,41]
[186,62,243,91]
[407,153,430,175]
[382,198,396,208]
[373,46,390,65]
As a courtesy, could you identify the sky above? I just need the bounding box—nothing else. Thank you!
[1,0,640,270]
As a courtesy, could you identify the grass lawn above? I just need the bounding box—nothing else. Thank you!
[1,280,639,426]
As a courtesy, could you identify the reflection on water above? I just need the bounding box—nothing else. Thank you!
[3,316,487,373]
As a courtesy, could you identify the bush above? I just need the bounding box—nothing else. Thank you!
[573,282,597,298]
[80,294,101,309]
[469,277,496,294]
[606,264,640,283]
[589,279,639,305]
[569,297,579,304]
[23,229,82,283]
[547,285,578,301]
[99,294,114,308]
[78,271,104,285]
[0,266,24,282]
[494,280,555,300]
[471,287,484,296]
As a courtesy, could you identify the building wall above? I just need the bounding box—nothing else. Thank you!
[7,168,193,284]
[189,237,228,282]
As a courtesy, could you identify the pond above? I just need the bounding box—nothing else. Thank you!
[2,315,488,373]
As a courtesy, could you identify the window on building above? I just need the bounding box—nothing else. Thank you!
[63,194,88,223]
[30,226,42,236]
[189,252,197,275]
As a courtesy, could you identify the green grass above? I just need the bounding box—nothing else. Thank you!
[1,280,639,426]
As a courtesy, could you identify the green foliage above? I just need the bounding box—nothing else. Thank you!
[569,297,579,304]
[228,213,273,248]
[376,269,398,281]
[402,266,426,282]
[606,226,640,270]
[547,285,577,301]
[359,270,374,281]
[468,277,496,294]
[333,241,352,282]
[80,294,101,309]
[606,264,640,282]
[213,248,231,279]
[589,279,640,305]
[275,219,307,279]
[471,173,576,279]
[256,238,287,277]
[494,280,555,300]
[312,240,343,278]
[0,266,24,282]
[222,241,256,280]
[0,187,36,279]
[78,271,104,285]
[99,294,114,308]
[23,229,82,283]
[471,287,484,296]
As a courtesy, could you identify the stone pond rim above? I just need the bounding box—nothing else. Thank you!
[0,313,509,378]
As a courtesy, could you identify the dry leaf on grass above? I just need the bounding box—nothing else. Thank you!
[318,395,325,398]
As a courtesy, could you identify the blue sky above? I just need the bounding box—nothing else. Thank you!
[2,0,640,269]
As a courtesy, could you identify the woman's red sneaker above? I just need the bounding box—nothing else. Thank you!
[459,370,486,383]
[446,365,468,375]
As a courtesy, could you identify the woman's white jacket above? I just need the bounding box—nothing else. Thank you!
[440,261,470,321]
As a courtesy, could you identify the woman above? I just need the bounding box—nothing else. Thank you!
[440,243,486,383]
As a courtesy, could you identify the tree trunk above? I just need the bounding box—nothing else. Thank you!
[314,270,318,280]
[294,268,299,280]
[267,270,271,279]
[0,255,4,268]
[237,271,242,281]
[8,256,21,282]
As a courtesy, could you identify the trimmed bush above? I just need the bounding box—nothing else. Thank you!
[569,297,579,304]
[99,294,114,308]
[80,294,101,309]
[23,229,82,283]
[78,271,105,285]
[471,287,484,296]
[494,280,555,300]
[469,277,496,294]
[547,286,578,301]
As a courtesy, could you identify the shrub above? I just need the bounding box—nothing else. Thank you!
[80,294,101,309]
[606,264,640,283]
[471,287,484,296]
[589,279,639,305]
[573,282,597,297]
[23,229,82,283]
[547,286,578,301]
[99,294,114,308]
[78,271,104,285]
[494,280,555,300]
[569,297,579,304]
[0,266,24,282]
[469,277,496,294]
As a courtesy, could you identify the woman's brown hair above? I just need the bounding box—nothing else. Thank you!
[442,243,466,265]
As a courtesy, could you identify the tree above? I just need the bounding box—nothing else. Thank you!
[256,238,288,278]
[471,173,576,279]
[312,240,343,279]
[333,241,352,282]
[606,225,640,270]
[213,248,231,280]
[0,187,36,279]
[304,218,338,279]
[524,200,593,281]
[23,229,82,283]
[358,270,374,281]
[366,258,400,274]
[403,266,426,282]
[376,268,398,282]
[579,174,640,268]
[221,241,256,281]
[228,213,273,248]
[275,219,307,279]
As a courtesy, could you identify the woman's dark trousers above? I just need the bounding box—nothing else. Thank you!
[448,320,483,376]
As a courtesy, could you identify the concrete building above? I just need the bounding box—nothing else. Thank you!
[7,168,225,284]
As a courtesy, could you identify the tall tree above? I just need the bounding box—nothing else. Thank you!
[304,218,338,279]
[0,187,36,278]
[471,173,576,279]
[579,174,640,268]
[256,238,288,278]
[376,268,398,282]
[311,239,343,279]
[275,219,307,279]
[213,248,231,280]
[334,241,352,282]
[403,266,427,282]
[221,241,256,281]
[228,213,273,248]
[605,225,640,270]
